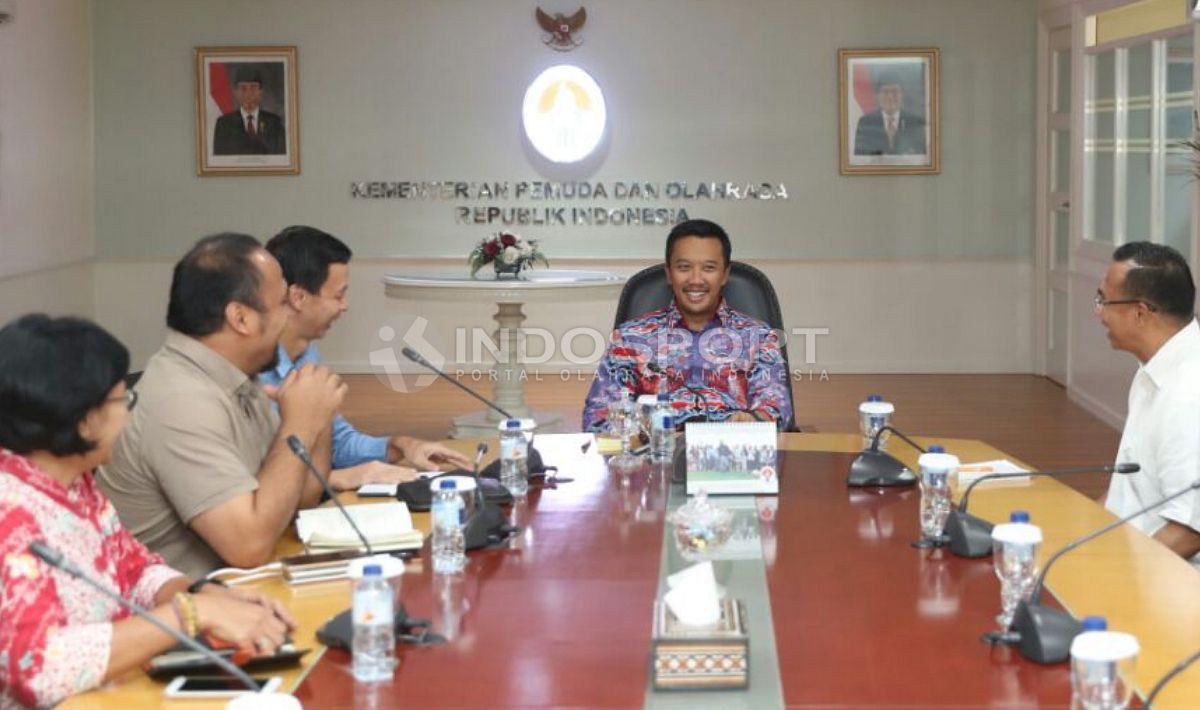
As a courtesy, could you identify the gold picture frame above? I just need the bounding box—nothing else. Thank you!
[195,46,300,176]
[838,48,940,176]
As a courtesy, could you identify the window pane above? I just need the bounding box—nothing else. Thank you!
[1095,50,1116,102]
[1127,43,1153,100]
[1126,153,1153,241]
[1055,49,1072,114]
[1090,151,1115,243]
[1165,168,1192,261]
[1054,129,1071,192]
[1054,209,1070,269]
[1166,32,1193,94]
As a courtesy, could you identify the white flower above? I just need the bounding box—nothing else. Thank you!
[502,246,521,263]
[519,242,533,256]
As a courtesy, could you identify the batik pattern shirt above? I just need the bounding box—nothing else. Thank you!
[582,300,792,431]
[0,450,180,709]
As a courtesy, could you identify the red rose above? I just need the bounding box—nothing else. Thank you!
[501,233,517,247]
[484,241,500,258]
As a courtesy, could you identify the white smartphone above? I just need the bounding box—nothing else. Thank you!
[163,675,282,698]
[356,482,399,497]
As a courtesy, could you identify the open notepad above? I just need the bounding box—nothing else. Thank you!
[295,502,424,550]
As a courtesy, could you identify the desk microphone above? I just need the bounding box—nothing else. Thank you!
[400,347,547,477]
[462,441,518,549]
[991,478,1200,664]
[1145,647,1200,708]
[28,541,260,691]
[946,463,1140,558]
[847,425,925,487]
[286,434,374,556]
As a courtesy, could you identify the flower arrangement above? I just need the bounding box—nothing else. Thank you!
[468,231,549,278]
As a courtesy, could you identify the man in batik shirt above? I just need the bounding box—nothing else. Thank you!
[582,219,792,431]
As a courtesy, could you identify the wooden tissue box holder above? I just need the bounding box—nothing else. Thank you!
[651,597,749,690]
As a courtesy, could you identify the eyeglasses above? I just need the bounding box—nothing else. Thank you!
[1094,291,1157,312]
[105,389,138,411]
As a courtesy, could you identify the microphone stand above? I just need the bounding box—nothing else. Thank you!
[1145,647,1200,708]
[461,441,517,549]
[401,347,547,476]
[996,479,1200,664]
[286,435,374,556]
[945,463,1140,558]
[29,541,260,691]
[846,425,926,487]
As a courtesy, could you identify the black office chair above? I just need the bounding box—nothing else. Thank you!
[611,261,797,431]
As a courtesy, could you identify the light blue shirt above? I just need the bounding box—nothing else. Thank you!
[259,343,389,468]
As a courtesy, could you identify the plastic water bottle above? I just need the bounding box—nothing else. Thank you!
[858,394,894,450]
[499,419,529,496]
[1070,616,1139,709]
[352,564,395,682]
[917,445,957,542]
[651,394,675,463]
[990,511,1042,629]
[432,479,466,574]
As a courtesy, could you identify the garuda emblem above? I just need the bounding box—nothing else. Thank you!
[535,7,586,51]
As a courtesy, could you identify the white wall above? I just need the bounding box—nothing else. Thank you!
[87,0,1040,375]
[0,0,95,323]
[95,257,1032,375]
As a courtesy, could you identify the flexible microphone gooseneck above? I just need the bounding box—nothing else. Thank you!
[29,541,260,691]
[846,425,927,487]
[995,479,1200,664]
[945,463,1141,558]
[400,347,548,478]
[1145,647,1200,708]
[401,347,515,419]
[286,434,375,556]
[461,441,517,549]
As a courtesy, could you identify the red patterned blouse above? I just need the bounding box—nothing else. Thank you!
[0,449,181,709]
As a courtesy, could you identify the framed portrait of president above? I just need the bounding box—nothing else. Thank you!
[838,48,939,176]
[195,46,300,176]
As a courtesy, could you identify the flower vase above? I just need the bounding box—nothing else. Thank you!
[493,261,522,279]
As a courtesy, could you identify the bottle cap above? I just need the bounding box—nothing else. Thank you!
[363,564,382,576]
[662,416,674,429]
[1081,616,1108,632]
[928,444,944,453]
[867,394,882,402]
[657,393,669,402]
[505,419,521,429]
[439,479,456,490]
[1009,510,1030,523]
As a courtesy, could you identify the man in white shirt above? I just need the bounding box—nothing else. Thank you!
[1098,241,1200,566]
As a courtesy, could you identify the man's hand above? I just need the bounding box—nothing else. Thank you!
[270,364,347,436]
[389,436,473,470]
[329,461,420,490]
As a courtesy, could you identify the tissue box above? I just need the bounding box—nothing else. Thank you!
[651,598,749,690]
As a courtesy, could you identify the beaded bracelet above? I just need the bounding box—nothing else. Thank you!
[172,591,199,637]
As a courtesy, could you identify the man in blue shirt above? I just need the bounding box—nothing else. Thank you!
[263,226,471,489]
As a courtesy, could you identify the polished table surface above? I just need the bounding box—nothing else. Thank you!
[63,433,1200,708]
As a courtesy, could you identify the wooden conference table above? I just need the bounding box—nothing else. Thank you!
[64,433,1200,708]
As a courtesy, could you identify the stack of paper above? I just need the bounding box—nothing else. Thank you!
[295,502,423,550]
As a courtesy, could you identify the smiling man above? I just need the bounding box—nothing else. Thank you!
[262,226,471,486]
[582,219,792,431]
[1097,241,1200,567]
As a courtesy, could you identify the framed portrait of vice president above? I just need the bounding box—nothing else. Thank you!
[838,48,939,176]
[195,46,300,176]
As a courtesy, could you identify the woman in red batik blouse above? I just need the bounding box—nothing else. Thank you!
[0,315,295,709]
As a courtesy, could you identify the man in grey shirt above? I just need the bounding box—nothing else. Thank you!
[100,233,345,578]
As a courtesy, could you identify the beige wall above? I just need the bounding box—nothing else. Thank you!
[94,257,1033,375]
[84,0,1039,375]
[0,0,94,323]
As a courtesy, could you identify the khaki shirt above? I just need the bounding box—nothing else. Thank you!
[99,331,278,578]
